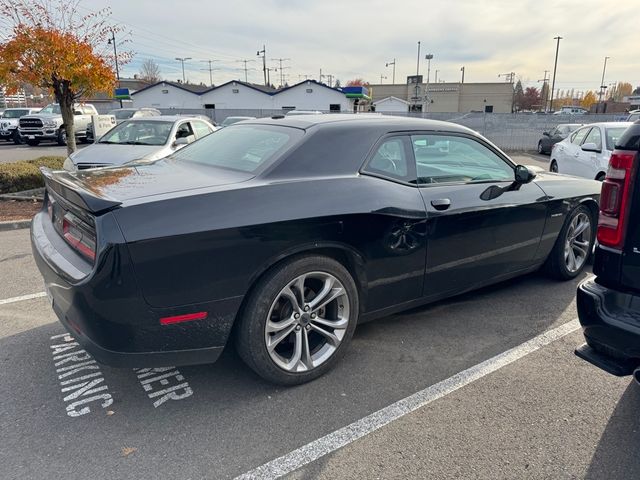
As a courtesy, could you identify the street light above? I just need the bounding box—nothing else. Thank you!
[385,58,396,84]
[175,57,192,83]
[108,31,122,107]
[598,56,610,112]
[424,54,433,112]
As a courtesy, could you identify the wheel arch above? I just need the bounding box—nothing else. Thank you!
[578,197,599,225]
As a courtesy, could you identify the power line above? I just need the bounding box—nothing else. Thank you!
[270,58,291,87]
[201,59,220,87]
[235,59,256,83]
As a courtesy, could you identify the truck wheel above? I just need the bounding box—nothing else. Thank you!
[57,129,67,146]
[12,130,23,145]
[26,139,40,146]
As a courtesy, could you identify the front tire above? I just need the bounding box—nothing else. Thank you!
[544,205,594,280]
[236,255,359,385]
[12,130,23,145]
[57,129,67,146]
[537,141,544,154]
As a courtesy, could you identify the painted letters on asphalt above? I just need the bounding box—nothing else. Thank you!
[49,333,114,417]
[134,367,193,407]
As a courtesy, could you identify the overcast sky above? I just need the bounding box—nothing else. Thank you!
[83,0,638,92]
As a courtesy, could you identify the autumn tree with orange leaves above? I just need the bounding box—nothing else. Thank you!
[0,0,129,154]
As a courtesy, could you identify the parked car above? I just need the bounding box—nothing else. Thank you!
[575,120,640,381]
[549,122,633,180]
[220,116,256,127]
[19,103,98,146]
[553,106,588,115]
[86,107,162,142]
[63,116,217,170]
[626,110,640,122]
[537,123,582,155]
[0,107,41,144]
[32,115,600,385]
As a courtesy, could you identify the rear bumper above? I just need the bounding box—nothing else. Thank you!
[575,277,640,375]
[31,211,241,367]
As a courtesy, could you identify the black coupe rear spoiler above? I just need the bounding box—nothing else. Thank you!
[40,167,122,214]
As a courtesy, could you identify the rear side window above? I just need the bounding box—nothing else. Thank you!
[364,137,411,182]
[192,121,214,138]
[171,125,303,173]
[605,127,629,151]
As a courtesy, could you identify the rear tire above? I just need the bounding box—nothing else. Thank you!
[550,160,558,173]
[537,141,544,154]
[236,255,359,385]
[544,205,594,280]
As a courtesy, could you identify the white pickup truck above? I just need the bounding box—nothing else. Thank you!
[18,103,98,146]
[0,107,41,144]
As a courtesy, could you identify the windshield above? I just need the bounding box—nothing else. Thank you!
[171,125,302,173]
[98,120,174,146]
[2,109,30,118]
[110,110,136,120]
[606,127,628,150]
[39,104,61,115]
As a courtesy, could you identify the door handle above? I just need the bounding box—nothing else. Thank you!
[431,198,451,211]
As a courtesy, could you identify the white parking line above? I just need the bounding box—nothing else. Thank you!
[235,318,581,480]
[0,291,47,305]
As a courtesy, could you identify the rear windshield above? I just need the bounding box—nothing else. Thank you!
[110,110,136,120]
[171,124,303,173]
[606,127,628,150]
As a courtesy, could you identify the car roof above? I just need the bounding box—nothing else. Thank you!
[124,115,211,123]
[576,122,633,128]
[242,113,476,134]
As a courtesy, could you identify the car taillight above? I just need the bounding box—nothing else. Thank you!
[597,150,637,249]
[62,212,96,262]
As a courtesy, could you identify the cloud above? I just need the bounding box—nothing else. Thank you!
[98,0,638,90]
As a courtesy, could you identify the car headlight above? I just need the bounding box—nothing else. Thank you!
[44,120,58,127]
[62,157,76,171]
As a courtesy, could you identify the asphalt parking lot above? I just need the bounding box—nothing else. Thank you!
[0,142,87,163]
[1,225,636,480]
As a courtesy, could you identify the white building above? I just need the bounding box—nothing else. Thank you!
[131,80,350,112]
[373,96,409,113]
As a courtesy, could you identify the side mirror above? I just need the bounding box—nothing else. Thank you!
[581,142,601,153]
[74,110,82,115]
[542,131,549,136]
[173,137,189,147]
[514,165,536,184]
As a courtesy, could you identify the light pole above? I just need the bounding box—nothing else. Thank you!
[414,41,421,110]
[257,45,267,86]
[108,31,122,107]
[538,70,550,112]
[460,66,465,84]
[380,74,387,84]
[424,53,433,112]
[549,36,562,112]
[385,58,396,84]
[175,57,192,83]
[598,56,610,112]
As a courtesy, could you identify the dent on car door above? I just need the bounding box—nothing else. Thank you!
[410,133,547,299]
[359,135,427,312]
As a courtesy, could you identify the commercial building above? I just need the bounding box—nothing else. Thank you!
[369,76,514,113]
[131,79,351,112]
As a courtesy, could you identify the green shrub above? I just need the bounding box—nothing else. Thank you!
[0,156,65,194]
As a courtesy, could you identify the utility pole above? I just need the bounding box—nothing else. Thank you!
[326,74,334,87]
[319,68,325,83]
[385,58,396,84]
[538,70,550,112]
[236,59,255,83]
[298,74,311,81]
[380,74,387,84]
[460,66,465,84]
[549,36,562,112]
[200,59,219,87]
[270,58,291,87]
[598,56,610,112]
[175,57,192,83]
[257,45,267,86]
[108,30,122,107]
[498,72,516,112]
[435,70,439,84]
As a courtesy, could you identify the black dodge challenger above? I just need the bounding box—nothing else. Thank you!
[32,114,600,385]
